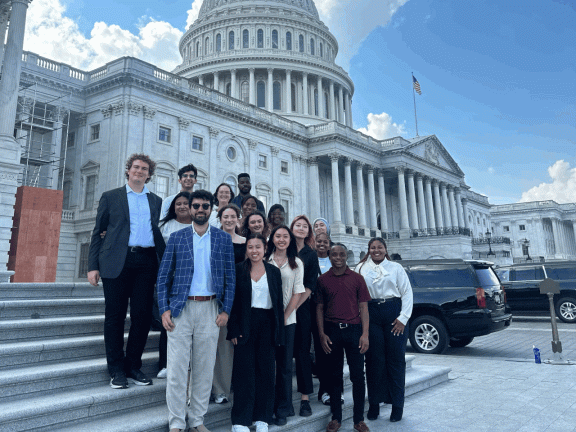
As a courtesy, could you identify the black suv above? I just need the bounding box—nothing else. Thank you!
[399,259,512,354]
[495,261,576,323]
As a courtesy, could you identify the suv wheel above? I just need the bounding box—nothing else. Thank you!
[409,316,448,354]
[555,297,576,323]
[449,337,474,348]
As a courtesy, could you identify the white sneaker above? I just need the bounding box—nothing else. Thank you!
[254,421,268,432]
[157,368,167,379]
[214,393,228,404]
[321,393,330,405]
[231,425,250,432]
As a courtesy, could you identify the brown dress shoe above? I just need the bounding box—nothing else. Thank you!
[354,420,370,432]
[326,419,341,432]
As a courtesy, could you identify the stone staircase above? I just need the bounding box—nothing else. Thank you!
[0,282,450,432]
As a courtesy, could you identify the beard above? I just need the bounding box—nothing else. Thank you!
[193,213,209,225]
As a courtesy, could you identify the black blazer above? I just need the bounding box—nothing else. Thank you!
[87,186,165,279]
[228,261,285,347]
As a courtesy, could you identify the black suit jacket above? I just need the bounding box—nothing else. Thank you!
[228,261,285,347]
[88,186,166,279]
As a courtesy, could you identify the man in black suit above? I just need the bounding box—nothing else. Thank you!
[88,153,166,389]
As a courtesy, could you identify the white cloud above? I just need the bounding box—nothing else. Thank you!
[186,0,204,30]
[520,160,576,203]
[24,0,183,71]
[488,167,495,174]
[357,112,405,139]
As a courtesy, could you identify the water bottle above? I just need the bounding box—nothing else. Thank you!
[533,345,541,364]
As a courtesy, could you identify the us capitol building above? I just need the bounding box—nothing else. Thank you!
[1,0,575,281]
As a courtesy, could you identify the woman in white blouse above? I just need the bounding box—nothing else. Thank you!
[355,238,413,423]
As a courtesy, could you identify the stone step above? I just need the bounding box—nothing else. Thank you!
[0,282,102,300]
[0,331,161,371]
[0,298,105,320]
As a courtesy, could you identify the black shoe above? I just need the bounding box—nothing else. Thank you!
[367,404,380,421]
[126,369,152,386]
[300,400,312,417]
[287,406,295,417]
[274,416,287,426]
[110,371,128,389]
[390,406,403,422]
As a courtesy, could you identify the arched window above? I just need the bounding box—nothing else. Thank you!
[314,88,318,116]
[272,30,278,49]
[216,34,221,52]
[229,31,235,50]
[325,92,329,118]
[257,29,264,48]
[257,81,265,108]
[273,81,281,110]
[286,32,292,50]
[310,38,315,55]
[241,81,249,103]
[299,35,304,52]
[204,37,209,55]
[226,83,231,96]
[320,42,323,57]
[243,29,249,48]
[291,83,296,112]
[225,175,237,194]
[195,41,200,57]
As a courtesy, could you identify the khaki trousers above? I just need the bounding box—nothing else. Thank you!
[211,325,234,396]
[167,299,219,429]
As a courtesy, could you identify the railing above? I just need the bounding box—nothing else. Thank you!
[345,226,353,234]
[411,227,472,238]
[37,57,61,72]
[90,67,108,81]
[383,232,400,240]
[69,68,87,81]
[154,68,181,85]
[370,230,377,238]
[62,210,75,221]
[472,236,511,245]
[358,228,365,237]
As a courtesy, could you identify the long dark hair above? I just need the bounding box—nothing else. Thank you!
[241,211,268,238]
[214,183,235,207]
[265,225,298,270]
[241,194,258,215]
[241,233,267,272]
[357,237,391,267]
[159,191,191,228]
[290,214,315,249]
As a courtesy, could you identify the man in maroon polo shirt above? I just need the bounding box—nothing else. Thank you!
[316,243,371,432]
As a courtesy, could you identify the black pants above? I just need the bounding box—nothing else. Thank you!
[274,323,296,418]
[365,299,408,408]
[231,309,276,426]
[324,322,366,424]
[311,298,333,398]
[102,248,157,375]
[294,299,314,395]
[152,284,167,370]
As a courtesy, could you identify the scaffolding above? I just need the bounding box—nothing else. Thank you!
[15,80,72,190]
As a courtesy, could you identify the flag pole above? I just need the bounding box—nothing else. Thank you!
[412,72,419,137]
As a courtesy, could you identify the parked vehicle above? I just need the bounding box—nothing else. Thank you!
[495,261,576,323]
[399,259,512,354]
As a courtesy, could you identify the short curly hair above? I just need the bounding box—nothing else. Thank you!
[125,153,156,183]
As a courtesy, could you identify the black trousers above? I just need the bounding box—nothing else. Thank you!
[311,298,334,398]
[231,308,276,426]
[152,284,167,370]
[102,248,157,375]
[365,299,408,408]
[294,299,314,395]
[324,322,366,424]
[274,323,296,418]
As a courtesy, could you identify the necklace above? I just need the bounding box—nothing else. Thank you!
[274,256,287,267]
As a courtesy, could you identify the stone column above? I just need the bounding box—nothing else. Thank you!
[302,72,309,115]
[338,85,344,124]
[433,180,444,229]
[230,69,237,98]
[406,171,419,230]
[396,167,410,235]
[455,188,464,228]
[416,174,427,230]
[441,183,451,229]
[344,91,351,126]
[367,167,378,230]
[551,218,562,257]
[267,68,274,112]
[49,106,68,189]
[214,72,220,93]
[248,68,255,105]
[377,170,388,232]
[285,69,292,113]
[424,177,436,230]
[329,80,335,120]
[344,158,354,226]
[461,198,470,229]
[308,157,321,221]
[0,0,33,280]
[347,93,353,126]
[356,163,366,228]
[317,76,324,118]
[0,6,10,68]
[330,154,342,223]
[198,74,204,86]
[448,186,459,228]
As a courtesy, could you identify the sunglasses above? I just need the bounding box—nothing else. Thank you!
[192,203,211,210]
[181,174,197,179]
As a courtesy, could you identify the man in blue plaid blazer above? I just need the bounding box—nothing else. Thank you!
[157,189,235,432]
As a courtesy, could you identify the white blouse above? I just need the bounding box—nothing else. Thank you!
[251,274,273,309]
[268,254,305,326]
[356,257,413,325]
[160,219,191,243]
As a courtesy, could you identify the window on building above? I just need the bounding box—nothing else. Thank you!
[225,175,237,194]
[281,199,289,221]
[291,84,296,112]
[241,81,249,103]
[84,174,96,210]
[192,136,203,151]
[243,29,249,48]
[281,160,289,174]
[62,180,72,210]
[78,243,90,278]
[67,131,75,148]
[272,30,278,49]
[204,37,209,55]
[227,146,237,161]
[299,35,304,52]
[158,126,171,143]
[155,175,170,199]
[258,154,268,169]
[226,83,231,96]
[196,41,200,57]
[320,42,323,57]
[519,224,526,231]
[324,93,329,118]
[257,29,264,48]
[216,34,221,52]
[286,32,292,50]
[503,226,510,232]
[273,81,281,110]
[314,89,318,116]
[257,81,266,108]
[229,31,235,50]
[90,124,100,141]
[310,38,315,55]
[522,243,529,256]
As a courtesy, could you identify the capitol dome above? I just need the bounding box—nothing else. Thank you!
[173,0,355,126]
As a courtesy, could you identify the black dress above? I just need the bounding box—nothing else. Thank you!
[233,242,247,264]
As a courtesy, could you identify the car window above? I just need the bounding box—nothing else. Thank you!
[496,269,509,282]
[512,267,544,281]
[409,266,476,288]
[475,267,500,288]
[545,267,576,280]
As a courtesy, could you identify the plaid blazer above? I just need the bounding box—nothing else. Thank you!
[157,225,236,318]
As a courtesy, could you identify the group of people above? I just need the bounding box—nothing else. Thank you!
[88,154,414,432]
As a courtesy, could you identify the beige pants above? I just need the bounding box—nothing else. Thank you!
[167,299,219,430]
[211,325,234,397]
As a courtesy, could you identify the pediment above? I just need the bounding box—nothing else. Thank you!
[404,136,464,176]
[81,160,100,171]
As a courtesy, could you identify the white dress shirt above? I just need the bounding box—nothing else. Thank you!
[251,274,273,309]
[268,254,305,325]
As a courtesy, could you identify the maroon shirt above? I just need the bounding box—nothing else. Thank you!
[316,267,371,324]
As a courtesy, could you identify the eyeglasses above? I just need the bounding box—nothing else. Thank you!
[182,174,196,179]
[192,203,211,210]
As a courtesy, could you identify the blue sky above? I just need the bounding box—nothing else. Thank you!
[28,0,576,204]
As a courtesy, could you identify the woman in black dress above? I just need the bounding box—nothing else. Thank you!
[241,210,269,239]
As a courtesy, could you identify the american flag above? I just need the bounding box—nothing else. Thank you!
[413,75,422,95]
